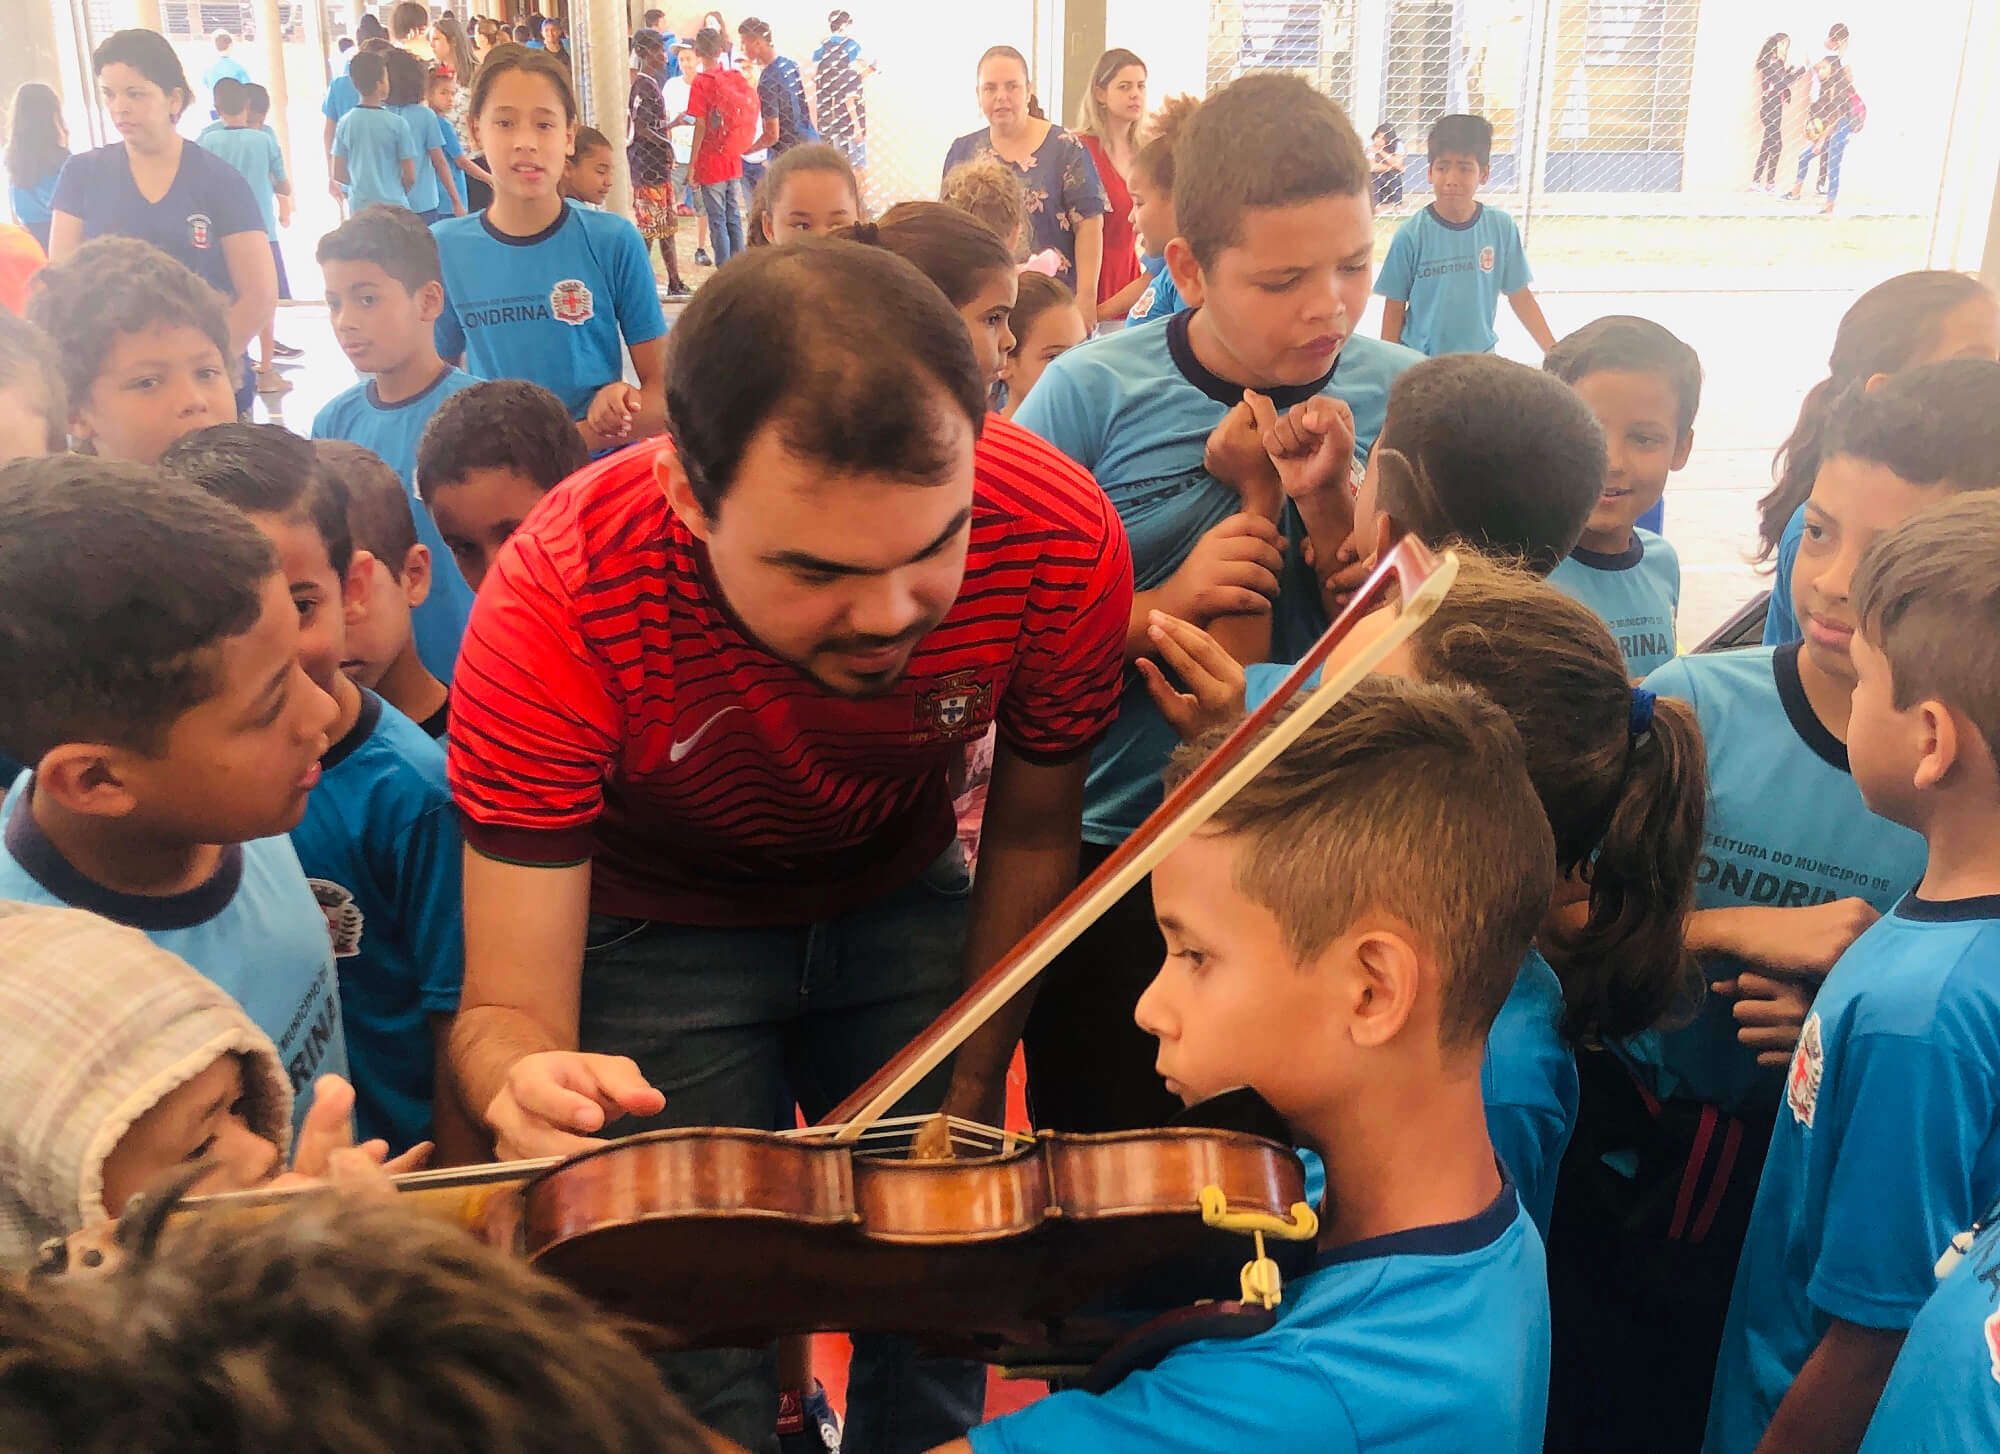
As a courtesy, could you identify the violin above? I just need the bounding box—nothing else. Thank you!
[162,539,1458,1371]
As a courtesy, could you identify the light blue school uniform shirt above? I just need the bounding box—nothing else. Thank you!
[1126,253,1183,328]
[1375,202,1532,357]
[311,366,480,682]
[1763,502,1806,646]
[433,204,668,421]
[435,115,468,211]
[322,71,361,129]
[333,104,419,212]
[289,692,463,1150]
[197,124,286,239]
[1619,645,1928,1116]
[392,102,447,214]
[1705,895,2000,1454]
[1549,527,1682,678]
[204,54,251,100]
[0,775,346,1136]
[1014,310,1419,846]
[1859,1192,2000,1454]
[968,1178,1547,1454]
[1487,950,1579,1239]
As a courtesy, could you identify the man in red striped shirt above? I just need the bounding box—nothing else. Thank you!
[445,241,1130,1451]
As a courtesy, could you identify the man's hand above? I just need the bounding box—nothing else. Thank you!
[1157,514,1284,624]
[585,381,641,448]
[1245,392,1357,506]
[1204,396,1281,515]
[1718,971,1816,1066]
[1136,610,1247,742]
[483,1051,665,1160]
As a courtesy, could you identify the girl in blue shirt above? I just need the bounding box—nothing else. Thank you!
[4,83,67,254]
[432,49,667,454]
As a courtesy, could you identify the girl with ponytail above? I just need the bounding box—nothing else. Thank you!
[1139,550,1708,1234]
[1760,271,1996,643]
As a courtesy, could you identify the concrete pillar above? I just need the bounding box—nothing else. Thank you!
[1062,0,1106,130]
[256,0,291,159]
[1349,0,1392,139]
[572,0,633,219]
[133,0,165,33]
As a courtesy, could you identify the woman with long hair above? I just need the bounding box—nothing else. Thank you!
[1071,48,1146,314]
[1750,33,1801,191]
[4,83,68,253]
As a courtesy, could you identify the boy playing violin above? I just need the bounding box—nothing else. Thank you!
[933,676,1558,1453]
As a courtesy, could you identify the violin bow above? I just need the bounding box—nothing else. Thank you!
[821,537,1460,1141]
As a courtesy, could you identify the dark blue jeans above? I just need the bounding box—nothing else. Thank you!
[696,177,745,265]
[577,847,985,1454]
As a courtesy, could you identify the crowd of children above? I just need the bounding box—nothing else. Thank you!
[2,14,1999,1454]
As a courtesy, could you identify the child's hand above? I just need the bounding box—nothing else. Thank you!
[1136,610,1248,742]
[585,382,641,445]
[1303,534,1374,615]
[1204,395,1281,514]
[269,1075,434,1189]
[1159,513,1284,624]
[1716,897,1881,978]
[1720,971,1816,1067]
[277,194,293,228]
[1246,392,1357,503]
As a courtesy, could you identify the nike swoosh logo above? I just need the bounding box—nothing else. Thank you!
[668,704,744,763]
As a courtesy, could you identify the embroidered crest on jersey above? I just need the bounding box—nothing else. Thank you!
[1986,1305,2000,1386]
[1787,1012,1824,1127]
[913,671,993,743]
[188,213,213,249]
[1478,245,1495,273]
[309,879,364,958]
[550,278,595,325]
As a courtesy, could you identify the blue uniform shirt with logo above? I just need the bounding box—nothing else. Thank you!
[1126,253,1184,328]
[1704,895,2000,1454]
[51,142,265,304]
[1374,202,1532,357]
[1618,645,1927,1115]
[312,367,482,682]
[433,204,668,420]
[1858,1194,2000,1453]
[1549,527,1682,678]
[1014,311,1419,846]
[333,104,420,213]
[968,1177,1547,1454]
[288,692,464,1149]
[0,776,346,1137]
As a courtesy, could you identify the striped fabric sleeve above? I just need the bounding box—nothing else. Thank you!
[447,530,624,865]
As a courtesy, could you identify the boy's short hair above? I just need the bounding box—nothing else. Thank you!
[632,27,666,60]
[1168,676,1555,1049]
[161,424,354,578]
[1428,113,1494,168]
[25,237,234,410]
[349,49,388,97]
[1820,358,2000,491]
[1375,353,1606,573]
[242,82,269,117]
[5,1196,713,1454]
[316,203,444,293]
[390,0,430,39]
[416,380,588,503]
[211,76,247,116]
[1855,493,2000,765]
[1132,93,1200,194]
[693,27,725,60]
[572,125,611,158]
[0,456,275,763]
[0,311,67,453]
[739,17,773,43]
[643,8,666,25]
[1544,314,1703,437]
[319,441,416,582]
[1174,73,1369,268]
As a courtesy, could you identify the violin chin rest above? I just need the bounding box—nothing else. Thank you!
[1079,1299,1279,1394]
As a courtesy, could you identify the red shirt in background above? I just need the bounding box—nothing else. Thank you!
[449,414,1133,927]
[686,66,753,186]
[1079,133,1139,306]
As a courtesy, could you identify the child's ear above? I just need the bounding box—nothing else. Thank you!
[1915,699,1968,792]
[1373,510,1401,564]
[34,743,141,821]
[416,279,445,325]
[1164,235,1203,308]
[1338,924,1422,1050]
[402,544,433,608]
[1671,427,1695,471]
[342,549,376,625]
[761,209,776,244]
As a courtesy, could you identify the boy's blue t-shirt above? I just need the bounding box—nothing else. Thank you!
[197,124,286,239]
[333,104,420,212]
[0,776,346,1136]
[1486,949,1579,1239]
[1763,502,1806,646]
[1549,526,1682,678]
[968,1178,1548,1454]
[392,103,446,213]
[1374,202,1532,357]
[433,204,669,420]
[289,692,464,1149]
[1858,1193,2000,1454]
[311,367,481,682]
[1125,253,1184,328]
[1014,310,1419,846]
[322,71,361,127]
[1706,895,2000,1454]
[1619,645,1928,1116]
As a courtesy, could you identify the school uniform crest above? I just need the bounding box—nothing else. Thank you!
[309,879,365,959]
[550,278,595,325]
[188,213,213,249]
[1787,1012,1824,1127]
[1987,1306,2000,1386]
[913,671,992,742]
[1478,245,1495,273]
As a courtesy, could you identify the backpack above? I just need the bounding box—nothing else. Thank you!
[1848,89,1867,133]
[705,69,758,158]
